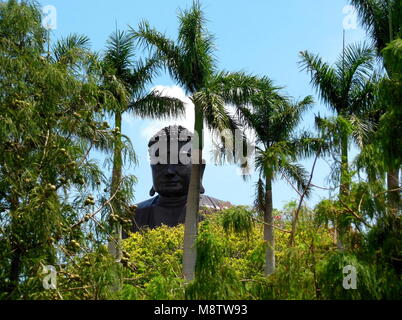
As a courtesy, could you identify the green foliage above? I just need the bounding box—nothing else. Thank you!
[365,215,402,299]
[120,206,339,300]
[382,38,402,74]
[220,206,255,236]
[377,39,402,167]
[0,0,132,299]
[122,225,184,284]
[119,204,400,300]
[27,246,124,300]
[350,0,402,54]
[350,1,401,216]
[186,221,240,300]
[317,252,380,299]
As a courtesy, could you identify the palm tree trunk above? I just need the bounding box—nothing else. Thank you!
[264,173,275,275]
[183,105,204,281]
[338,132,349,251]
[108,111,122,262]
[387,168,400,215]
[9,247,22,297]
[340,133,350,198]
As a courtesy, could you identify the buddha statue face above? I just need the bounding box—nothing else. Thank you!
[148,126,205,198]
[151,144,192,197]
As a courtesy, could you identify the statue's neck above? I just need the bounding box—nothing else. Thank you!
[157,194,187,208]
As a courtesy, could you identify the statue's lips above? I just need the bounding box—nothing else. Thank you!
[160,180,181,186]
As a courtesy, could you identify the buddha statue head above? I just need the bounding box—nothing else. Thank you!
[148,125,205,200]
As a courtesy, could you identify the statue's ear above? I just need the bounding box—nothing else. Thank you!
[149,186,156,197]
[200,163,206,194]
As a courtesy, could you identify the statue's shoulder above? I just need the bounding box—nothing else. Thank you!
[135,196,159,210]
[127,196,159,234]
[200,194,232,210]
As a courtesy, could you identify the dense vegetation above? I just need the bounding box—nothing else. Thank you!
[0,0,400,300]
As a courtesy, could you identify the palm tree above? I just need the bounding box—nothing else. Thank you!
[300,43,375,248]
[237,77,314,275]
[350,0,402,214]
[101,30,185,260]
[131,1,259,280]
[350,0,401,57]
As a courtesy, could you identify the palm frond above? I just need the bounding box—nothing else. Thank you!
[293,95,315,112]
[53,34,91,66]
[279,160,311,198]
[254,149,269,177]
[335,42,375,98]
[293,131,331,158]
[234,105,254,130]
[177,0,216,91]
[127,55,162,100]
[299,50,340,111]
[254,177,266,214]
[120,133,138,167]
[131,20,186,90]
[104,30,135,76]
[234,75,292,144]
[348,76,378,116]
[254,145,288,179]
[350,0,402,53]
[209,117,254,179]
[315,115,342,152]
[101,73,131,110]
[129,89,185,119]
[349,114,375,149]
[273,95,314,138]
[211,71,263,107]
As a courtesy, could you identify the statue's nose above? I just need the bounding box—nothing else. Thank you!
[165,165,176,177]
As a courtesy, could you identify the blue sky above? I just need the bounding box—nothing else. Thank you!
[38,0,369,209]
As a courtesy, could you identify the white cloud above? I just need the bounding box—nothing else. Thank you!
[153,85,192,105]
[140,85,195,142]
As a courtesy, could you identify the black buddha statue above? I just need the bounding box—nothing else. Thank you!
[124,125,231,236]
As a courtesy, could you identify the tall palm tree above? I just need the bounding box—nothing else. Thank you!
[132,1,259,280]
[237,77,314,275]
[300,43,375,248]
[350,0,402,214]
[350,0,401,57]
[101,30,185,260]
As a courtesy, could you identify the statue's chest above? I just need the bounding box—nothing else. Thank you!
[149,205,186,228]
